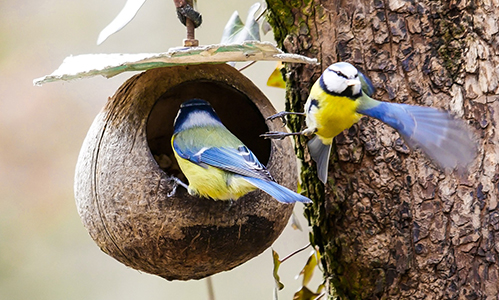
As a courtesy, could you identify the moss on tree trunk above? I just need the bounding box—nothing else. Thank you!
[266,0,499,298]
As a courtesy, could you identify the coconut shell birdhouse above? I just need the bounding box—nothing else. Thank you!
[34,2,317,280]
[73,63,303,280]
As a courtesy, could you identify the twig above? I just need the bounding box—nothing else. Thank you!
[280,243,311,263]
[238,61,257,72]
[206,276,215,300]
[255,7,268,22]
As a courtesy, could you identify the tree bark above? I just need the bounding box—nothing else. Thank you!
[266,0,499,298]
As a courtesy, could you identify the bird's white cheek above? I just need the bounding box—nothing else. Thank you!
[352,85,361,95]
[305,105,319,129]
[328,82,343,94]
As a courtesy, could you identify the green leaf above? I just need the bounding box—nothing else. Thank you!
[272,249,285,291]
[299,250,320,286]
[97,0,147,45]
[221,3,261,44]
[316,283,325,294]
[221,11,244,43]
[293,286,321,300]
[266,62,286,89]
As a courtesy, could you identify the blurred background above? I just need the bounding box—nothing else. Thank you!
[0,1,319,299]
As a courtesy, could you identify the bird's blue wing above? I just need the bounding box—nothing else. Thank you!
[172,137,205,165]
[242,177,312,203]
[359,71,375,97]
[173,139,273,181]
[197,146,273,181]
[357,99,476,171]
[173,135,312,204]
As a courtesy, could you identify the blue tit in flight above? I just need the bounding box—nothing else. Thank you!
[170,99,311,204]
[262,62,476,184]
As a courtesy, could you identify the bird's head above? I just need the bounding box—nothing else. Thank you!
[319,62,362,98]
[173,99,222,133]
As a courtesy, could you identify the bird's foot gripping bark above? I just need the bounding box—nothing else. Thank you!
[266,111,305,126]
[260,131,303,140]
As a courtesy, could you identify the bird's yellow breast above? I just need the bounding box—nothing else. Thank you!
[309,87,362,142]
[174,152,256,200]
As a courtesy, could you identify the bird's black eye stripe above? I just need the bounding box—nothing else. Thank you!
[332,69,348,79]
[330,69,359,80]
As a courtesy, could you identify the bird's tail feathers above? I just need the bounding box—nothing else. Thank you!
[307,136,332,184]
[359,102,476,172]
[242,177,312,204]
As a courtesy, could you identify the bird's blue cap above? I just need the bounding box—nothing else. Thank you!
[180,99,212,108]
[173,99,222,133]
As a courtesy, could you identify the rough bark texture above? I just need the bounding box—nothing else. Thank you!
[74,64,297,280]
[266,0,499,298]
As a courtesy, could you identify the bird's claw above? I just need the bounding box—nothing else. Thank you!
[166,176,189,197]
[266,111,290,126]
[260,131,296,140]
[266,111,306,127]
[167,184,178,198]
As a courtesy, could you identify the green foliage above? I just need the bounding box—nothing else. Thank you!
[298,250,320,286]
[272,249,285,291]
[272,247,324,300]
[431,2,470,79]
[435,17,466,78]
[221,3,261,44]
[264,0,294,46]
[267,62,286,88]
[293,286,323,300]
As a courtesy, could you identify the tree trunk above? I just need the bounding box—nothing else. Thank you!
[266,0,499,299]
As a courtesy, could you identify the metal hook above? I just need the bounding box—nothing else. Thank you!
[173,0,202,47]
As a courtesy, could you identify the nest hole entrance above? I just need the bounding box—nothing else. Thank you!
[146,80,271,179]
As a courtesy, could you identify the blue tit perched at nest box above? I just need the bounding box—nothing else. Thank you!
[262,62,477,183]
[171,99,311,204]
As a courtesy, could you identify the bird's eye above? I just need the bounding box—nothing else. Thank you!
[332,69,348,79]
